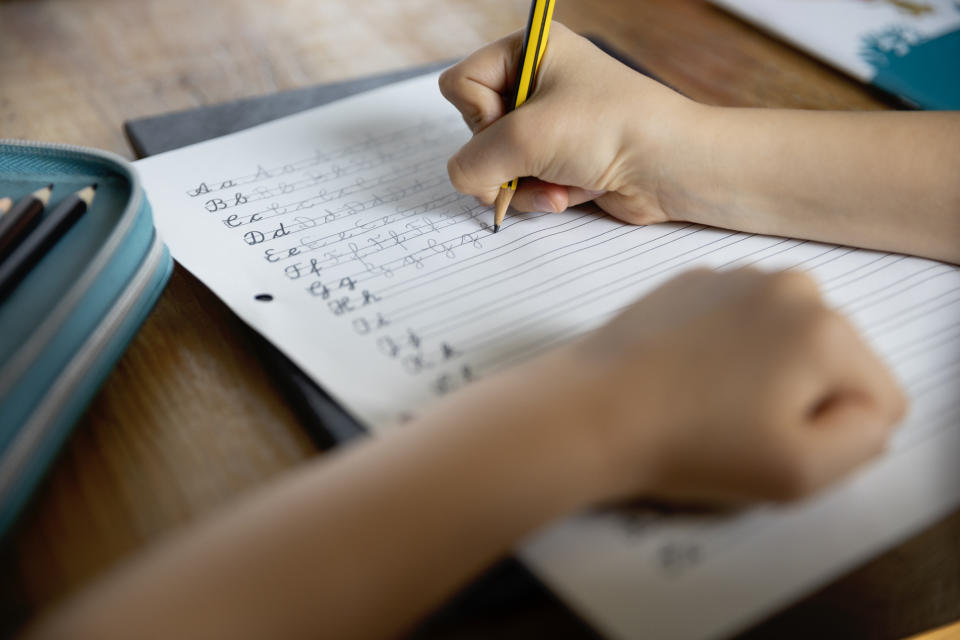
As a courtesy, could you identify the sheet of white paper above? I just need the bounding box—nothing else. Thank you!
[135,72,960,639]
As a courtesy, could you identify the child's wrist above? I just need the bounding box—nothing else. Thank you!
[651,103,761,231]
[417,347,632,515]
[474,345,652,509]
[620,94,727,226]
[515,342,662,506]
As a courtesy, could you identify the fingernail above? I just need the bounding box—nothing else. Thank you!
[585,189,607,198]
[534,193,558,213]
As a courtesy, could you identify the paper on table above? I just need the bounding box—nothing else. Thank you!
[136,72,960,639]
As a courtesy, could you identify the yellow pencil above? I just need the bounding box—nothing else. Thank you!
[493,0,556,233]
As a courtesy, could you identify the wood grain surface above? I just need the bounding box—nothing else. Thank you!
[0,0,956,637]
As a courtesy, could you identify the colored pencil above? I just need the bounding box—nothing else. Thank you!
[0,184,53,261]
[0,184,97,301]
[493,0,556,233]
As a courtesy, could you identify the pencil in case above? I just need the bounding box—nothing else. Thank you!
[0,140,172,536]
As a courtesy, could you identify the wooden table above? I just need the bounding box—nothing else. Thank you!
[1,0,957,636]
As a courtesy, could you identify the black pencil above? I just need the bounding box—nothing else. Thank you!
[0,184,97,302]
[0,184,53,261]
[0,197,12,216]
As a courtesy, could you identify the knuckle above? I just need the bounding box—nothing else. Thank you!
[463,108,487,133]
[439,70,485,132]
[437,67,459,99]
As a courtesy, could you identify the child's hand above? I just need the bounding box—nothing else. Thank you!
[441,24,960,264]
[439,23,698,225]
[531,268,906,504]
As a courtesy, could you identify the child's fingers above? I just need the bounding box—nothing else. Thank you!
[788,314,906,495]
[510,181,568,213]
[815,312,908,428]
[439,31,524,134]
[508,182,607,213]
[791,399,892,496]
[447,107,545,204]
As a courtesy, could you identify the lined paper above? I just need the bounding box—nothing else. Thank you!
[136,72,960,639]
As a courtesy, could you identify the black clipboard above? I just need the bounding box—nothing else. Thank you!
[124,36,658,640]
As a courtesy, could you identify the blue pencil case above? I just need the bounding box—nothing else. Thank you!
[0,140,172,536]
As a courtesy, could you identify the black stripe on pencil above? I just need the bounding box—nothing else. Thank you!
[0,184,97,302]
[0,184,53,261]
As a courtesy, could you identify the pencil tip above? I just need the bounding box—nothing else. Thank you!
[46,183,54,191]
[77,183,98,205]
[35,184,54,205]
[493,224,500,233]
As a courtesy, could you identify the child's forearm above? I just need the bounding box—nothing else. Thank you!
[25,349,607,640]
[25,267,907,640]
[659,108,960,264]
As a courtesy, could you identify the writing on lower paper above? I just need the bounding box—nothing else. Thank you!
[185,114,484,399]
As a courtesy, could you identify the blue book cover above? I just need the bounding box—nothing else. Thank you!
[711,0,960,109]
